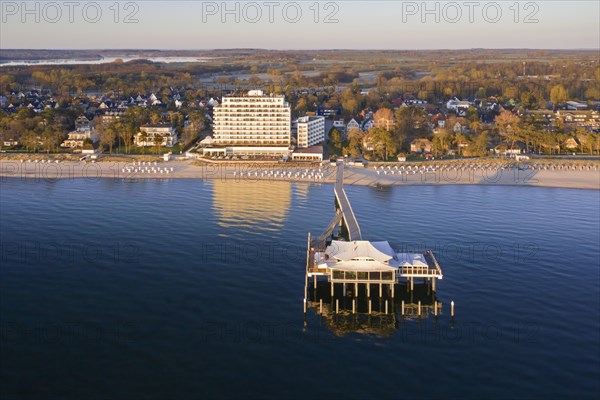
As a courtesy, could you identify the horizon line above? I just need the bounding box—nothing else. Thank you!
[2,47,599,52]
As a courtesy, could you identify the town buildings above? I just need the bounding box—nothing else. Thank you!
[296,115,325,148]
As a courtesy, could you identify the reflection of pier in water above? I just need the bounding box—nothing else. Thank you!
[307,280,444,337]
[304,162,451,335]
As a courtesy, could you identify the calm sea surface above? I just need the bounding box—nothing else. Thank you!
[1,178,599,399]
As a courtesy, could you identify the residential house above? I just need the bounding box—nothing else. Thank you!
[136,124,178,147]
[566,101,588,110]
[361,118,374,131]
[494,142,525,156]
[75,114,91,130]
[61,127,99,149]
[431,112,446,128]
[374,115,395,131]
[453,119,470,134]
[556,110,599,130]
[565,137,579,150]
[346,118,360,132]
[410,138,433,153]
[2,138,19,147]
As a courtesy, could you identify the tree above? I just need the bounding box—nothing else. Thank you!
[394,106,428,138]
[346,127,364,140]
[154,135,163,154]
[346,135,362,157]
[495,110,521,148]
[115,121,134,154]
[341,88,361,115]
[432,128,452,156]
[550,84,568,106]
[454,133,470,157]
[369,128,396,160]
[470,131,489,157]
[41,127,58,153]
[465,106,479,123]
[295,97,309,115]
[98,124,116,154]
[22,130,39,153]
[329,128,344,155]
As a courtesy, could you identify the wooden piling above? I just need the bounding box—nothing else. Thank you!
[303,233,310,315]
[401,300,405,316]
[385,300,388,314]
[418,300,421,317]
[451,300,455,318]
[434,301,438,316]
[336,299,339,313]
[368,299,372,314]
[352,299,356,314]
[319,299,323,314]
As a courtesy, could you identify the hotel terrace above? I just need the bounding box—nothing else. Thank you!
[203,90,291,158]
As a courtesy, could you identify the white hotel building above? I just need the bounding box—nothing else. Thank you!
[296,116,325,148]
[203,90,291,157]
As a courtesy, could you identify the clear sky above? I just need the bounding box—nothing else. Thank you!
[1,0,598,50]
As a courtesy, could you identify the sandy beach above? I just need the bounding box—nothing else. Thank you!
[1,156,599,190]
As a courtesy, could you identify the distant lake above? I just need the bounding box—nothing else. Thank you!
[0,56,214,67]
[0,179,599,399]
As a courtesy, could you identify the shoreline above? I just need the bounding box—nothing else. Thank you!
[1,159,599,190]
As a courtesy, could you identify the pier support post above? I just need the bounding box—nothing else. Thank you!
[336,299,339,313]
[352,299,356,314]
[331,281,334,296]
[343,283,346,296]
[410,278,414,291]
[368,299,372,314]
[451,300,455,319]
[391,284,394,299]
[434,301,438,317]
[418,300,421,317]
[355,282,358,297]
[314,275,317,289]
[304,298,307,314]
[379,283,382,297]
[385,300,388,314]
[432,277,436,292]
[401,300,405,316]
[367,283,370,297]
[320,299,323,314]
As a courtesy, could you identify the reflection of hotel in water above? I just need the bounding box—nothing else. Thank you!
[211,180,292,229]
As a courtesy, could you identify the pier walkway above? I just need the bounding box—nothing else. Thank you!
[334,162,362,241]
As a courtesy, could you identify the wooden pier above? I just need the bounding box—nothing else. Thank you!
[304,161,444,320]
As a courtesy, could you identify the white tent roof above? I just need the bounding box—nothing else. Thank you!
[396,253,429,268]
[317,241,432,272]
[326,240,397,264]
[328,260,397,272]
